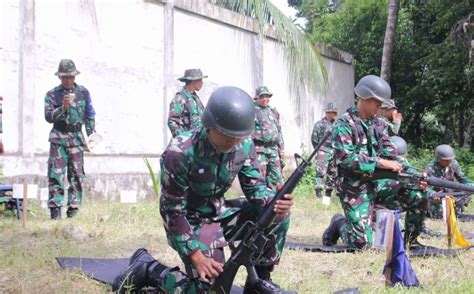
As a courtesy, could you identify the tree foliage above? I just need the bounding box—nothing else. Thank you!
[289,0,474,150]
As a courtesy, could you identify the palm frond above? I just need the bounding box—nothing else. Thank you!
[144,157,160,199]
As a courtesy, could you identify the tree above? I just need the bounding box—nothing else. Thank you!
[380,0,400,82]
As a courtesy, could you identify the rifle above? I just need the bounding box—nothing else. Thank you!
[210,132,331,294]
[364,169,474,194]
[429,191,473,198]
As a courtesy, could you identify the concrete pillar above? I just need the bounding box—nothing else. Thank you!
[18,0,35,157]
[252,35,264,90]
[162,0,175,148]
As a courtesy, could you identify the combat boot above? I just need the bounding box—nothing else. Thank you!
[50,207,61,220]
[66,207,78,218]
[315,189,322,198]
[243,265,297,294]
[322,213,345,246]
[112,248,172,293]
[325,189,333,198]
[419,223,441,239]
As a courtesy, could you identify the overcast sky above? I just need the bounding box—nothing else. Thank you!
[270,0,298,18]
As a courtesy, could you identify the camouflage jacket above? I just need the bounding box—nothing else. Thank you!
[425,159,474,191]
[44,83,96,147]
[311,117,334,151]
[377,116,400,136]
[167,87,204,137]
[252,104,284,151]
[333,106,397,192]
[160,127,273,257]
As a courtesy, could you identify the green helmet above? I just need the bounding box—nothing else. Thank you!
[435,144,455,161]
[255,86,273,97]
[354,75,391,103]
[55,59,80,76]
[202,86,255,137]
[390,136,407,157]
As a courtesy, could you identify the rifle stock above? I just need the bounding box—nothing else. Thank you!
[210,132,332,293]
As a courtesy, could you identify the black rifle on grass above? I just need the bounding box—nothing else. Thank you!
[210,132,331,294]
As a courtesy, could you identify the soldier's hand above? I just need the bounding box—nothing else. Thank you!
[378,159,403,172]
[274,194,293,214]
[419,180,428,190]
[392,112,402,125]
[190,250,223,283]
[63,95,72,110]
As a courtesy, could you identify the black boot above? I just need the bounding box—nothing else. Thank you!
[315,189,322,198]
[322,213,345,246]
[112,248,171,293]
[325,189,333,198]
[50,207,61,220]
[244,265,297,294]
[66,207,78,218]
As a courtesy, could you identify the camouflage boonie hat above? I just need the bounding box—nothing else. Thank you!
[381,99,398,109]
[55,59,80,76]
[255,86,273,97]
[178,68,207,82]
[325,102,337,112]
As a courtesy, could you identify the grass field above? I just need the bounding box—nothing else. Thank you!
[1,184,474,293]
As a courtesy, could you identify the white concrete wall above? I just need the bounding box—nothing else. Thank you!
[0,0,354,197]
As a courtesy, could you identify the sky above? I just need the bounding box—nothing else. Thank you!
[270,0,306,27]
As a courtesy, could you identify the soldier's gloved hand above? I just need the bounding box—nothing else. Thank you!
[378,159,403,172]
[63,95,72,110]
[190,250,223,283]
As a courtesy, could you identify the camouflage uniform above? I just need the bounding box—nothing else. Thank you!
[333,106,397,249]
[159,127,290,293]
[167,69,207,137]
[252,86,285,192]
[425,159,474,218]
[45,60,96,210]
[311,103,337,195]
[378,99,400,136]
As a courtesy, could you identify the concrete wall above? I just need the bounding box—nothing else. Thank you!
[0,0,354,199]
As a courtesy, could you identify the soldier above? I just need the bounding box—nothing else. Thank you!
[377,99,402,136]
[321,75,403,250]
[167,68,207,137]
[113,86,294,293]
[425,144,474,218]
[44,59,96,219]
[311,102,338,198]
[373,136,430,248]
[252,86,285,192]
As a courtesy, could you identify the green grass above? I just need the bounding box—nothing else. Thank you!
[1,189,474,293]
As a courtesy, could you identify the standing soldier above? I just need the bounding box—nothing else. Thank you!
[252,86,285,192]
[322,75,403,250]
[311,102,338,198]
[425,144,474,218]
[113,86,294,293]
[45,59,96,219]
[377,99,402,136]
[167,68,207,137]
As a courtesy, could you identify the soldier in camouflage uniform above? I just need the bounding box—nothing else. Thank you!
[373,136,430,248]
[322,75,403,250]
[311,102,338,198]
[252,86,285,192]
[113,86,294,293]
[44,59,96,219]
[377,99,402,136]
[425,144,474,218]
[167,69,207,137]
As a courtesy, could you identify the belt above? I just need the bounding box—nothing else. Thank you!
[53,121,82,133]
[254,140,277,148]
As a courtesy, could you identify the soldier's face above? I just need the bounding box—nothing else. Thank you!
[60,75,75,89]
[438,159,452,167]
[192,79,203,91]
[257,95,271,107]
[364,98,382,116]
[326,112,337,122]
[208,128,245,153]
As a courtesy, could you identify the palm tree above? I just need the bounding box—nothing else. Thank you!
[211,0,328,126]
[380,0,400,82]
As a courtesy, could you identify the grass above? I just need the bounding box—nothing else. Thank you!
[1,188,474,293]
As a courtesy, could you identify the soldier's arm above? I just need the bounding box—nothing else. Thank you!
[44,92,67,123]
[333,120,381,175]
[167,94,186,137]
[275,109,285,151]
[310,122,321,149]
[453,160,474,185]
[160,146,204,258]
[238,140,273,209]
[83,88,96,136]
[378,120,397,159]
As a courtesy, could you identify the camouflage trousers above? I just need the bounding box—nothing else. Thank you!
[338,180,428,249]
[373,179,428,244]
[161,204,290,293]
[47,143,85,208]
[255,145,284,193]
[314,150,336,192]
